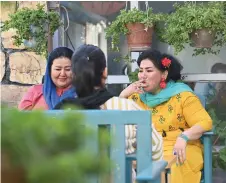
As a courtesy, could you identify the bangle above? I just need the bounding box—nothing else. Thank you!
[179,133,189,142]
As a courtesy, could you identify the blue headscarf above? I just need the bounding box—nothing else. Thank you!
[43,47,77,109]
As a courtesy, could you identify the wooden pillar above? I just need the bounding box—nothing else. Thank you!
[47,2,53,54]
[47,1,60,54]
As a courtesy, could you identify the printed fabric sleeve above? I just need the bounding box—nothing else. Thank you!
[105,97,163,161]
[151,123,163,161]
[128,99,163,160]
[128,96,163,160]
[182,92,213,131]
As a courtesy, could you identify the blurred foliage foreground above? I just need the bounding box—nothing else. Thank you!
[1,108,112,183]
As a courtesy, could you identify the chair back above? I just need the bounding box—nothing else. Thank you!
[47,110,153,183]
[195,93,213,183]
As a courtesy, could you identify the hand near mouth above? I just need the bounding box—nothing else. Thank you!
[119,80,148,98]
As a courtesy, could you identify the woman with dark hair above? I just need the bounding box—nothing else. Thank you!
[18,47,76,110]
[120,49,212,183]
[55,44,163,160]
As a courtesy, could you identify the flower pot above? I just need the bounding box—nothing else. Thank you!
[190,28,216,48]
[126,23,153,49]
[1,153,26,183]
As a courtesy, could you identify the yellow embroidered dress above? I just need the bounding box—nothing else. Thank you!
[129,91,212,183]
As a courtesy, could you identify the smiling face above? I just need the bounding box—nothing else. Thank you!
[51,57,72,88]
[138,59,168,94]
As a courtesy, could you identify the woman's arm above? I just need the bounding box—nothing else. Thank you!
[129,100,163,161]
[182,125,206,140]
[105,97,163,160]
[18,86,36,110]
[182,93,213,138]
[174,93,212,164]
[119,81,145,98]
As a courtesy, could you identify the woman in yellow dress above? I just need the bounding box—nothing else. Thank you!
[120,49,212,183]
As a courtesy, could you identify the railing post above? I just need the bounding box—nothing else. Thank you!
[203,135,213,183]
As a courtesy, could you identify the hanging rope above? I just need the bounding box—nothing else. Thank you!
[125,1,128,10]
[145,1,149,18]
[60,5,69,32]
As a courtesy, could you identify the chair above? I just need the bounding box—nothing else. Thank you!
[198,94,214,183]
[47,110,167,183]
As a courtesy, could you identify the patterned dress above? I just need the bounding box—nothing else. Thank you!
[129,92,212,183]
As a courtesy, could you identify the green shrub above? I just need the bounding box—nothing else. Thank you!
[1,108,111,183]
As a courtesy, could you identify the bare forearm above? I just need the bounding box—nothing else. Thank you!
[119,90,128,98]
[183,125,206,140]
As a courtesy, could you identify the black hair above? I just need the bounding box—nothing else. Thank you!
[47,47,73,74]
[137,49,183,82]
[71,44,107,98]
[211,63,226,73]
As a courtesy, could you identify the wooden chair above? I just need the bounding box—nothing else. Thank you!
[47,110,167,183]
[164,131,213,183]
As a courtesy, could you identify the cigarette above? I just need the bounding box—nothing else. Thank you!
[140,87,145,92]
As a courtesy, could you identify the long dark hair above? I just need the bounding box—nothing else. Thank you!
[71,44,106,97]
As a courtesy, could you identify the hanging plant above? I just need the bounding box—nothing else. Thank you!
[105,8,164,62]
[157,2,226,56]
[105,8,164,51]
[1,4,62,57]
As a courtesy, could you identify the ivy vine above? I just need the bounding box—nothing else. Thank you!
[157,2,226,56]
[2,4,62,57]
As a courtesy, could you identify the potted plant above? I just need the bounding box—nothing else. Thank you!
[1,108,110,183]
[158,2,226,56]
[105,8,164,53]
[1,4,62,57]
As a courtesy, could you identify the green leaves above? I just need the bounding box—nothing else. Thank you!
[105,2,226,58]
[105,8,164,52]
[1,4,61,57]
[1,108,111,183]
[207,107,226,170]
[128,69,139,82]
[159,2,226,56]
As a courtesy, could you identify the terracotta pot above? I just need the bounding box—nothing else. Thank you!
[126,23,153,49]
[81,2,126,16]
[1,153,26,183]
[190,28,216,48]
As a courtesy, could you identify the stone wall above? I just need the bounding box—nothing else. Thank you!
[1,85,30,108]
[1,1,47,108]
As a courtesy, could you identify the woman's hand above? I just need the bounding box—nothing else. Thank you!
[119,80,147,98]
[173,137,187,165]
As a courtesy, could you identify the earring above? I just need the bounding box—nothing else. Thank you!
[160,78,166,89]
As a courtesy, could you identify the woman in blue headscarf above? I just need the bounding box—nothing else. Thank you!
[18,47,76,110]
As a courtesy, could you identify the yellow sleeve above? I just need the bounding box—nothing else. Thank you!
[151,124,163,161]
[182,92,212,131]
